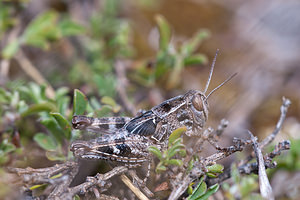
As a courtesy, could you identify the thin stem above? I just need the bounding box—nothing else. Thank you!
[15,50,55,99]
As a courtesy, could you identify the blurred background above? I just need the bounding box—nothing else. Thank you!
[1,0,300,199]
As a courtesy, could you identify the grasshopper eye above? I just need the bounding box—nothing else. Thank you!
[72,116,93,129]
[192,94,204,111]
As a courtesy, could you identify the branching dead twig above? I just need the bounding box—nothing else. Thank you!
[63,166,128,200]
[239,97,291,166]
[8,162,128,200]
[216,119,229,137]
[8,161,78,185]
[205,97,291,190]
[248,131,274,200]
[259,97,291,149]
[168,138,249,200]
[206,140,291,186]
[127,170,154,198]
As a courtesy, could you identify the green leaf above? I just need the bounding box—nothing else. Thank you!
[184,54,207,66]
[45,151,66,161]
[0,140,16,154]
[10,91,19,107]
[57,96,70,116]
[73,89,87,115]
[22,11,61,49]
[170,137,184,146]
[181,29,210,55]
[0,5,16,35]
[21,102,56,117]
[206,164,224,173]
[29,184,46,190]
[166,55,184,89]
[50,173,62,179]
[101,96,121,113]
[231,164,241,184]
[148,146,163,160]
[0,88,10,103]
[188,177,206,200]
[74,194,81,200]
[2,40,19,59]
[167,159,183,166]
[188,183,195,195]
[168,126,187,146]
[17,83,47,104]
[27,38,50,49]
[178,149,187,157]
[19,83,46,103]
[167,141,185,158]
[41,118,64,143]
[155,53,175,79]
[156,162,167,173]
[206,172,217,178]
[101,96,115,107]
[94,74,116,97]
[187,159,194,172]
[50,112,71,139]
[17,100,28,113]
[34,133,57,151]
[90,97,102,110]
[240,176,258,197]
[59,19,85,36]
[94,105,113,117]
[55,87,69,99]
[155,15,171,51]
[0,155,9,165]
[197,184,219,200]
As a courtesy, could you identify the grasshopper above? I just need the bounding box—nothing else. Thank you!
[70,50,236,166]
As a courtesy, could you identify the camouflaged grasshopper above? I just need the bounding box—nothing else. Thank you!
[70,50,236,166]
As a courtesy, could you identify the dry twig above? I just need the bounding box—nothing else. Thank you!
[207,140,291,186]
[239,97,291,166]
[120,174,149,200]
[0,25,21,84]
[168,138,248,200]
[259,97,291,148]
[248,131,274,200]
[15,50,55,99]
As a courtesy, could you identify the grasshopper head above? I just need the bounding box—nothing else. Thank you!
[183,50,236,136]
[189,92,209,128]
[72,115,93,130]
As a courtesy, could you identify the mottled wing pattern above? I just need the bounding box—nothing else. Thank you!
[72,115,132,134]
[124,111,158,136]
[71,132,154,165]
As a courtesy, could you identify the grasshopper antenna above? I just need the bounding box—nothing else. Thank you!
[204,49,219,94]
[206,72,237,99]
